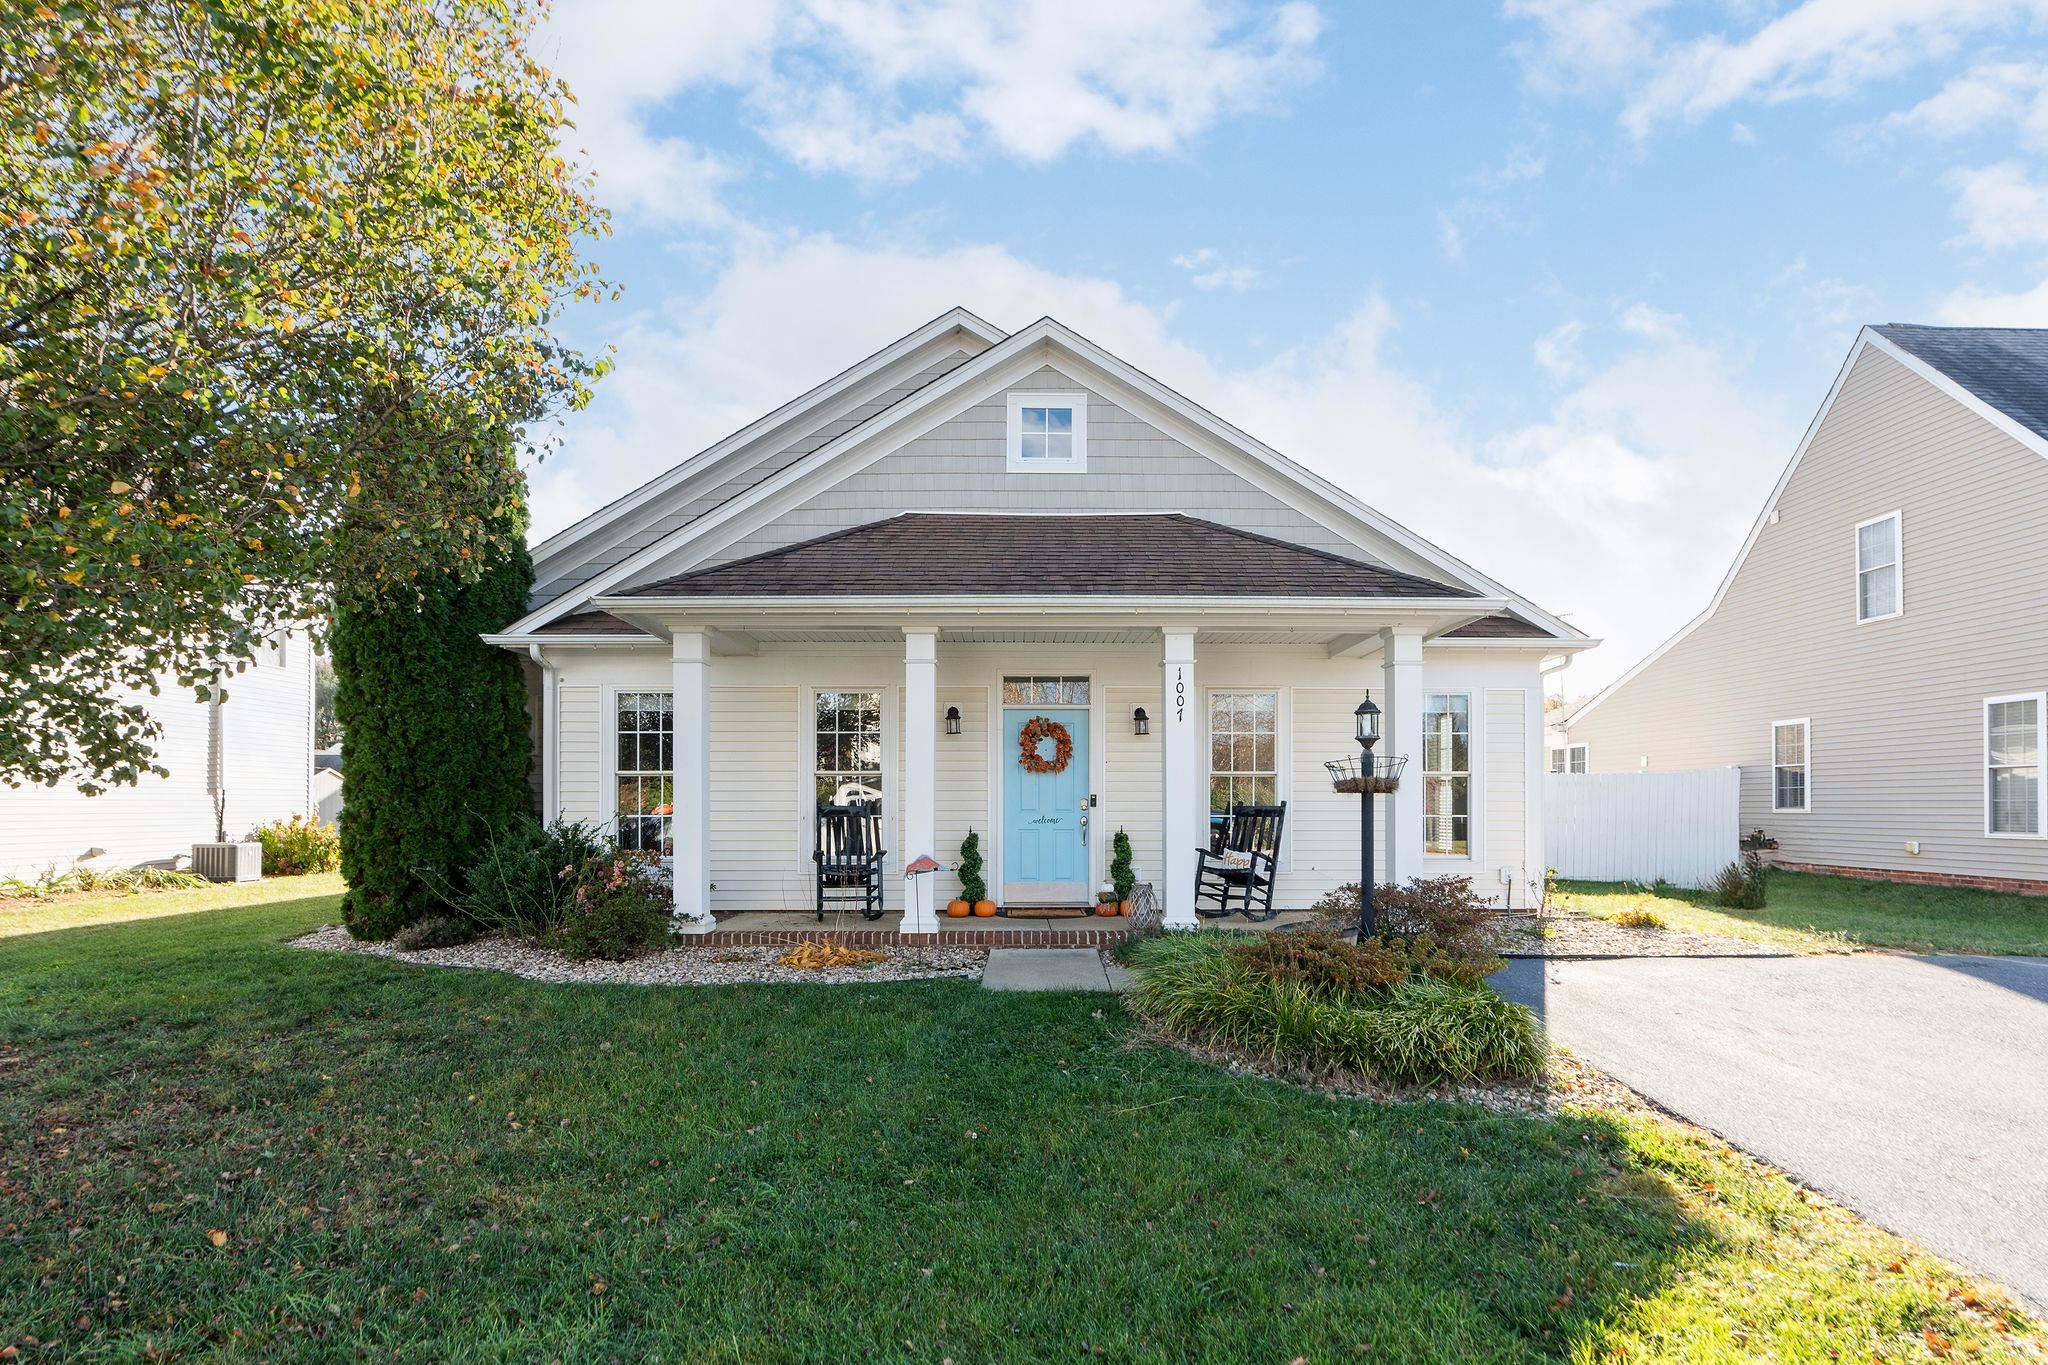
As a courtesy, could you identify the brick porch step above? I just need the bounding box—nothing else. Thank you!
[686,926,1135,949]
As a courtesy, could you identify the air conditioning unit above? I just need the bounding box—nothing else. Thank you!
[191,840,263,883]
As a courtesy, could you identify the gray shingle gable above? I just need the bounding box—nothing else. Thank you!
[1872,324,2048,445]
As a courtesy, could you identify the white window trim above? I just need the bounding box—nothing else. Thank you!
[1005,390,1088,473]
[1423,691,1475,858]
[1548,743,1587,775]
[1771,717,1811,814]
[601,684,676,856]
[1983,692,2047,839]
[1199,685,1291,874]
[1853,509,1903,624]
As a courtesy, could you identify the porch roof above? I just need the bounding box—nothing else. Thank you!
[618,513,1478,601]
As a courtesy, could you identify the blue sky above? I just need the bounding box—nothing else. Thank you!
[529,1,2048,689]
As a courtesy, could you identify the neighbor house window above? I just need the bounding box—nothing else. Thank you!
[1548,744,1587,774]
[1855,511,1902,622]
[615,691,673,855]
[1985,694,2045,837]
[1772,719,1810,813]
[815,690,883,807]
[1423,694,1471,855]
[1006,391,1087,472]
[1208,691,1277,812]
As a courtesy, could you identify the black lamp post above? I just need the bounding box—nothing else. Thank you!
[1325,692,1403,945]
[1353,695,1380,944]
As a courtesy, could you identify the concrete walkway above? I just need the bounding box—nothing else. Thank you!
[982,948,1130,992]
[1491,953,2048,1309]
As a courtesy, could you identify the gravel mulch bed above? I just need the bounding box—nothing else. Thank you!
[1490,912,1788,958]
[289,925,985,985]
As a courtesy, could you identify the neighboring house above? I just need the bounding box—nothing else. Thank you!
[0,630,317,880]
[313,750,344,827]
[1569,325,2048,893]
[489,309,1594,931]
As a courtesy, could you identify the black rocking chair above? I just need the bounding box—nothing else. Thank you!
[814,801,887,921]
[1193,802,1288,923]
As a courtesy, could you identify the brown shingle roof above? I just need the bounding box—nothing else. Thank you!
[622,514,1476,599]
[534,610,648,636]
[1443,612,1557,640]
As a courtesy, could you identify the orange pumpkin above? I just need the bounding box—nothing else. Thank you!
[972,900,998,918]
[1094,902,1118,917]
[945,898,972,918]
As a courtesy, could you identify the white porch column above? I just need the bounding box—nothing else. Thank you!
[901,628,939,935]
[670,628,714,933]
[1379,627,1426,886]
[1160,628,1200,928]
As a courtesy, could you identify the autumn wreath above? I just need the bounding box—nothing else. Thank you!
[1017,715,1074,775]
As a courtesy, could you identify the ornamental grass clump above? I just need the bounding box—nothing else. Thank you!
[1124,929,1544,1087]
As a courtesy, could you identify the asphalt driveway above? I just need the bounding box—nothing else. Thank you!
[1492,952,2048,1309]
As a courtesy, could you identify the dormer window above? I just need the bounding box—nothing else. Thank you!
[1006,391,1087,473]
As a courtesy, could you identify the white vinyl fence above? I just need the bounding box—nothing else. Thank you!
[1543,767,1741,888]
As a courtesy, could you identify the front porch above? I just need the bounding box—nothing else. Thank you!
[699,903,1323,948]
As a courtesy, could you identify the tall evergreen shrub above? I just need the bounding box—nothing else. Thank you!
[330,484,534,939]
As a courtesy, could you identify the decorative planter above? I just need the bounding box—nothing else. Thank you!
[191,841,262,883]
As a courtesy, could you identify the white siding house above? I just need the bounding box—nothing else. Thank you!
[1569,325,2048,893]
[493,310,1592,931]
[0,632,318,881]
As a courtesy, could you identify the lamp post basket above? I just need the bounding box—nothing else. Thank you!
[1324,753,1406,943]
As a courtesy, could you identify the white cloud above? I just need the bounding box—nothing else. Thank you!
[1884,58,2048,146]
[534,235,1795,687]
[1617,301,1683,339]
[1506,0,2048,140]
[1170,247,1261,292]
[1936,275,2048,325]
[1729,120,1757,143]
[538,3,779,225]
[1534,319,1585,379]
[1437,209,1466,263]
[544,0,1325,201]
[1947,161,2048,250]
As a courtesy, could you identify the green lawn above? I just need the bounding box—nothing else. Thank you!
[1556,870,2048,956]
[0,871,345,938]
[2,885,2038,1360]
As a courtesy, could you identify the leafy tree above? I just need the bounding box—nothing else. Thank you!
[1,0,612,792]
[329,444,533,939]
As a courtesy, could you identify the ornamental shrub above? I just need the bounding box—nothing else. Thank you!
[450,816,608,938]
[957,829,987,904]
[1710,854,1768,909]
[393,913,478,952]
[251,814,340,876]
[557,851,670,961]
[1110,828,1136,903]
[330,473,534,940]
[1307,875,1503,978]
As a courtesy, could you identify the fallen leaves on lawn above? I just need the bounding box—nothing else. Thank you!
[206,1229,227,1248]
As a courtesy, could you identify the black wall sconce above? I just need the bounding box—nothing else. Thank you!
[1132,706,1150,736]
[944,704,962,736]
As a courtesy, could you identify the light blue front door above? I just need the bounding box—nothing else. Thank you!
[1002,707,1090,903]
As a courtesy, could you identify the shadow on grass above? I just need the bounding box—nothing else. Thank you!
[0,903,2025,1361]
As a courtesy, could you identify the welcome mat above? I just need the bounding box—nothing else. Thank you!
[999,906,1093,920]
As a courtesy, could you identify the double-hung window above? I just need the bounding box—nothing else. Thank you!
[1771,719,1810,813]
[1006,391,1087,472]
[1548,744,1587,775]
[814,691,884,808]
[1423,694,1471,855]
[615,691,674,854]
[1855,511,1902,622]
[1208,691,1278,812]
[1986,694,2045,837]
